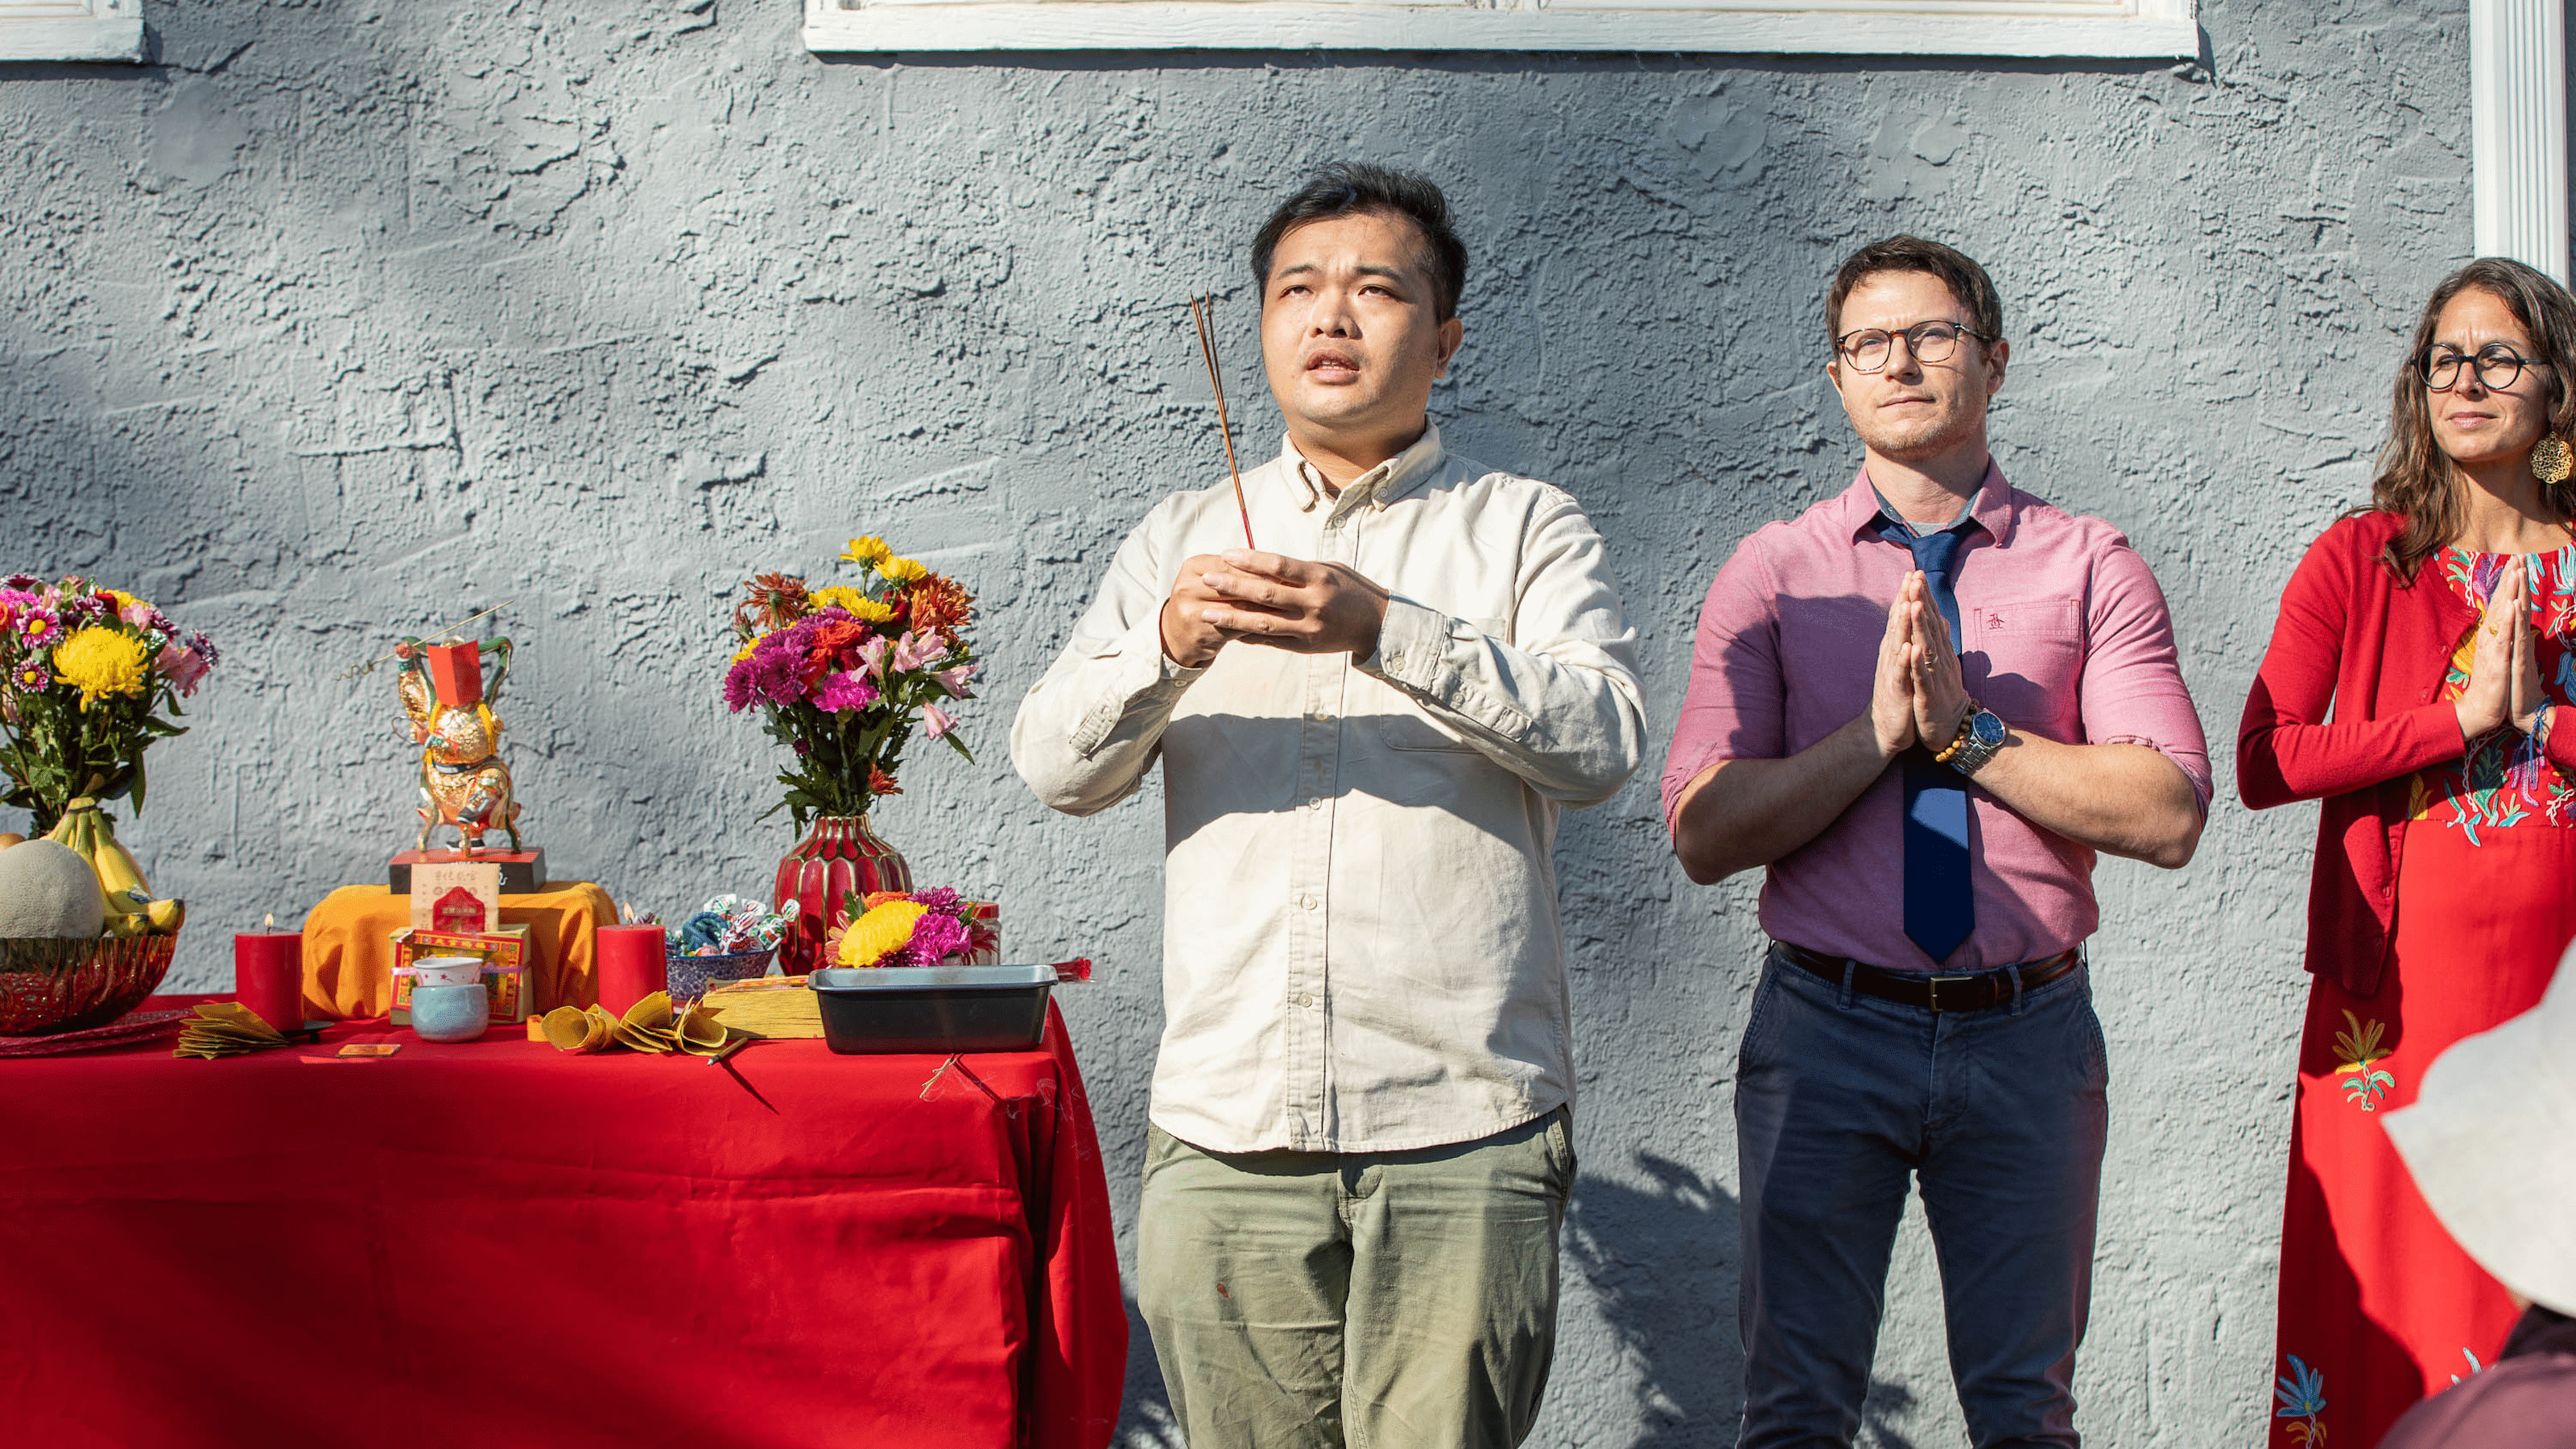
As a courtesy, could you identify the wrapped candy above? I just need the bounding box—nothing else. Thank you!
[674,894,798,957]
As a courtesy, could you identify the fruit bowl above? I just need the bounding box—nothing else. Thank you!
[0,934,179,1034]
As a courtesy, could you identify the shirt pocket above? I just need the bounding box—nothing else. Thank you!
[1967,599,2085,729]
[1378,616,1506,752]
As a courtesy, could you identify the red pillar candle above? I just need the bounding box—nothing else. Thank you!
[595,924,667,1015]
[233,927,304,1031]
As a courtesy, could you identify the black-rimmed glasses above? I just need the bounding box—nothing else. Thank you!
[2417,343,2549,392]
[1835,320,1996,374]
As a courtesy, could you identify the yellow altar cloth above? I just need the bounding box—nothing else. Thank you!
[300,881,617,1019]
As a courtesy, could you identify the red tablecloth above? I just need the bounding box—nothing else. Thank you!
[0,998,1125,1449]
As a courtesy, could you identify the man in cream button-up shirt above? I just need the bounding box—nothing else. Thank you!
[1012,165,1641,1448]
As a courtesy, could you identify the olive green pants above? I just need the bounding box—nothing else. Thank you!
[1136,1108,1575,1449]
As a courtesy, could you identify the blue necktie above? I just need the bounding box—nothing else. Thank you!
[1879,517,1975,966]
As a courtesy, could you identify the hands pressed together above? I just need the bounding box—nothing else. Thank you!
[1160,551,1393,669]
[2455,554,2552,742]
[1868,571,1979,762]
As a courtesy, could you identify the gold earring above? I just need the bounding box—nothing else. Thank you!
[2537,436,2574,485]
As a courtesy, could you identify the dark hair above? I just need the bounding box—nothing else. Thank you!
[2365,257,2576,580]
[1824,235,2005,349]
[1250,163,1468,322]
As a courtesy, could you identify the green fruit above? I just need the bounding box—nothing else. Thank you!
[0,838,108,939]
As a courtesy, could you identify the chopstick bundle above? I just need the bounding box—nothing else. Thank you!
[1189,293,1257,551]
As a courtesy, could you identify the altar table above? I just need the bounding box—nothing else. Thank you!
[0,1000,1125,1449]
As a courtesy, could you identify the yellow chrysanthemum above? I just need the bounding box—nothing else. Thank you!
[840,535,892,564]
[837,899,928,967]
[730,638,761,663]
[876,556,929,584]
[810,586,897,622]
[52,626,149,709]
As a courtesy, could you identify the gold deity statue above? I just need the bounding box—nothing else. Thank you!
[394,637,523,856]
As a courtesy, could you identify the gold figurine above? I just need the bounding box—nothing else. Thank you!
[395,636,523,856]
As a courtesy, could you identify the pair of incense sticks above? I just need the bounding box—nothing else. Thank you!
[1187,294,1257,550]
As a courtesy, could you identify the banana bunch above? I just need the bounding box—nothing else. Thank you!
[45,799,184,938]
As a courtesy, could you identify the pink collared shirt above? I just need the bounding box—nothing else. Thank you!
[1660,465,2211,972]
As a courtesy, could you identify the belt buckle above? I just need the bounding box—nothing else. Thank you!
[1926,974,1976,1013]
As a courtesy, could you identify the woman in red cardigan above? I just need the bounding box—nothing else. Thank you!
[2244,256,2576,1449]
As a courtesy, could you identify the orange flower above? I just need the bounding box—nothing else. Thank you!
[869,764,902,796]
[906,574,974,636]
[732,573,809,635]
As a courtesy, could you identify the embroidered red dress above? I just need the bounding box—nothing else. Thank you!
[2246,524,2576,1449]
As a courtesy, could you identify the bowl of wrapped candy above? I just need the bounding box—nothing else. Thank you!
[664,894,795,1004]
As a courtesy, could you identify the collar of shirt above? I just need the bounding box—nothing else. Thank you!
[1278,424,1447,522]
[1842,460,2016,547]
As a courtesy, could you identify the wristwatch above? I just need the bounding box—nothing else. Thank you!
[1934,701,2008,778]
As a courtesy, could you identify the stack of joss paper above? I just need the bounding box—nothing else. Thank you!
[173,1001,306,1059]
[697,974,824,1040]
[539,992,738,1057]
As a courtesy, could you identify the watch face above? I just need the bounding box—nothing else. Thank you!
[1971,711,2007,745]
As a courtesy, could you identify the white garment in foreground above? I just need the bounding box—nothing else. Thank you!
[1010,427,1645,1154]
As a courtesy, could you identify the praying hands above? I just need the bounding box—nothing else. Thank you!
[1868,569,1977,760]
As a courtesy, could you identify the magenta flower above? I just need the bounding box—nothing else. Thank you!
[895,910,971,967]
[188,630,220,668]
[722,630,814,712]
[1,574,36,592]
[13,658,48,691]
[18,608,59,646]
[932,663,978,700]
[910,886,962,912]
[155,643,211,696]
[811,669,881,713]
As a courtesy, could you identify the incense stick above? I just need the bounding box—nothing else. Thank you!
[1189,294,1257,550]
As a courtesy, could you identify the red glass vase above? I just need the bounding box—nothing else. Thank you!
[773,814,911,976]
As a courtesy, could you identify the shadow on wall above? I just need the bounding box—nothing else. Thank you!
[1564,1152,1921,1449]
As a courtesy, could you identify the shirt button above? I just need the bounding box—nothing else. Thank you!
[1313,711,1334,724]
[1299,895,1319,910]
[1296,992,1315,1008]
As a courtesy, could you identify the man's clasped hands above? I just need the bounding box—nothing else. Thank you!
[1159,550,1393,670]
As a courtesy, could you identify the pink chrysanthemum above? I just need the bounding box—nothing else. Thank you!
[13,658,49,691]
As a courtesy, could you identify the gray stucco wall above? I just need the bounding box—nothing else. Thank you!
[0,2,2472,1443]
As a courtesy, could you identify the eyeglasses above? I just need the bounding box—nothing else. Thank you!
[2417,343,2550,392]
[1834,320,1996,374]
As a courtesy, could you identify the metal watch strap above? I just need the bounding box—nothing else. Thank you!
[1946,709,2006,778]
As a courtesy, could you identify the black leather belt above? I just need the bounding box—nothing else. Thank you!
[1775,940,2083,1013]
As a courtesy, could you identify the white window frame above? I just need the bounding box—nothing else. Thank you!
[2470,0,2569,283]
[0,0,142,62]
[804,0,2198,59]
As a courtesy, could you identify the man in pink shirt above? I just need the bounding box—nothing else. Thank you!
[1663,236,2210,1448]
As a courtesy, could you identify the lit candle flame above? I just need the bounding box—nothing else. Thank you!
[262,913,275,930]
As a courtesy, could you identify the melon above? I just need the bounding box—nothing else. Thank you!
[0,838,105,938]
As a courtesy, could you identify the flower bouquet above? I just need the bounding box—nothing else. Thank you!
[0,576,214,1032]
[831,887,1001,968]
[0,575,217,834]
[723,537,978,831]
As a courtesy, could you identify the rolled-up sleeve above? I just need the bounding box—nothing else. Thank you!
[1659,537,1787,833]
[2078,542,2214,811]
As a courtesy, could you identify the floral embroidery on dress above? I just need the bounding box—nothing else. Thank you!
[2409,546,2576,842]
[2332,1011,2396,1113]
[2275,1353,2329,1444]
